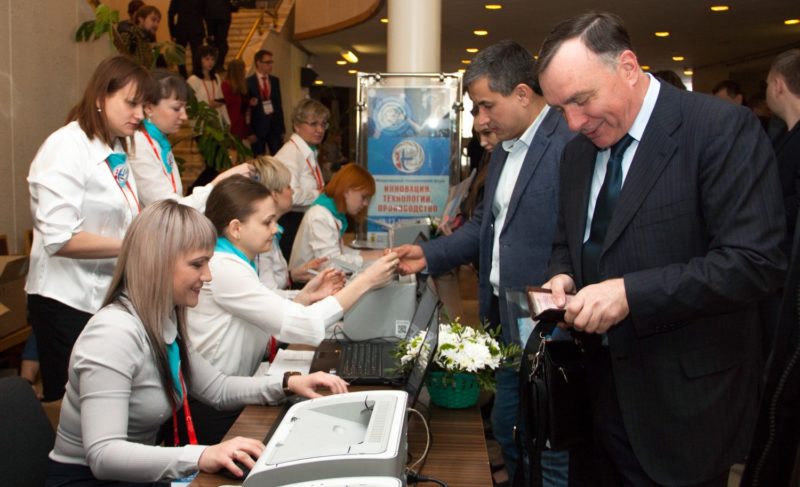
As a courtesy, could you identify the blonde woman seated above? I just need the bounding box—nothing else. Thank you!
[186,176,399,443]
[251,155,328,295]
[289,164,383,272]
[46,200,347,486]
[129,69,252,211]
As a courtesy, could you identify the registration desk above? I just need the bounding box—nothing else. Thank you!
[191,389,493,487]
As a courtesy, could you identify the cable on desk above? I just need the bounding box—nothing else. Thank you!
[407,471,449,487]
[406,407,431,472]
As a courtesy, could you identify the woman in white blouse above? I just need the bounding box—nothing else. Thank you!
[274,99,329,259]
[186,175,399,443]
[47,200,347,486]
[290,164,383,272]
[186,46,230,127]
[251,155,327,294]
[26,56,154,402]
[129,69,252,211]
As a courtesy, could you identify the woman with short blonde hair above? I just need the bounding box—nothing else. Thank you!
[274,98,332,259]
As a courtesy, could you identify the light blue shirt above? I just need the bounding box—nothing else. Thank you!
[583,74,661,243]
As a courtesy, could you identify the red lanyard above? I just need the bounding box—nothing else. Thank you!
[172,371,198,446]
[260,76,271,100]
[268,337,278,362]
[105,160,141,215]
[202,78,217,102]
[291,139,324,190]
[141,128,177,193]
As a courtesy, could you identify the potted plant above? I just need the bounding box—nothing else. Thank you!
[396,317,520,409]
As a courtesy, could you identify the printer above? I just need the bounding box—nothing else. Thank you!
[244,390,409,487]
[277,478,403,487]
[339,273,417,341]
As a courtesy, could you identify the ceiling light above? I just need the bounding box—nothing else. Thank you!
[466,48,479,53]
[473,29,488,36]
[336,60,347,65]
[484,4,502,9]
[641,65,651,71]
[348,69,357,74]
[458,68,466,73]
[314,80,324,85]
[683,68,694,76]
[710,5,729,11]
[461,59,472,64]
[380,17,388,23]
[786,19,800,25]
[340,50,359,63]
[672,55,685,61]
[654,32,670,37]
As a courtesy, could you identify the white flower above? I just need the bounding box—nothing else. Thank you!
[397,320,505,374]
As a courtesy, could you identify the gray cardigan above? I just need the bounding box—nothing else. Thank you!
[50,301,284,482]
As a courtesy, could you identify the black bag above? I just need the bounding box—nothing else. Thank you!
[513,330,592,487]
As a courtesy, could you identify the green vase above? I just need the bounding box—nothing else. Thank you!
[426,371,480,409]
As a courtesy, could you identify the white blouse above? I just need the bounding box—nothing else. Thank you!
[187,251,343,377]
[289,205,363,271]
[128,128,213,211]
[275,133,323,208]
[187,74,231,127]
[50,302,283,483]
[256,237,298,299]
[26,121,140,314]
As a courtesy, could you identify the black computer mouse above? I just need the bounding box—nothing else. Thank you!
[219,459,251,480]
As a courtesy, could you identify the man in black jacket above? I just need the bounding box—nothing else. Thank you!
[204,0,234,72]
[168,0,206,78]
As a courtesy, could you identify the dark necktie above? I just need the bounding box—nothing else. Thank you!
[581,134,635,285]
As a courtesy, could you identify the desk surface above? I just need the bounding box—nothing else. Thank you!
[192,394,493,487]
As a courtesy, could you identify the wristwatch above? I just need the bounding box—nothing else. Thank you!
[282,371,302,396]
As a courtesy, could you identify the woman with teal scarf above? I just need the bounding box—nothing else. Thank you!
[129,69,253,211]
[290,164,385,271]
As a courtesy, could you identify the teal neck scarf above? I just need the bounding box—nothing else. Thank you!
[313,193,347,236]
[143,118,173,174]
[106,152,129,187]
[165,340,182,399]
[215,236,257,273]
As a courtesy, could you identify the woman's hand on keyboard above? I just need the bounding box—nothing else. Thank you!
[288,371,350,398]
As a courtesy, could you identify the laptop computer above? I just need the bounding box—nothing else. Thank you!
[309,282,440,385]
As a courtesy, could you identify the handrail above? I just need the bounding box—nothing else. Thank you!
[235,11,266,60]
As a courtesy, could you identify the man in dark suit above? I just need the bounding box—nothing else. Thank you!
[396,40,575,484]
[248,49,285,156]
[203,0,233,72]
[537,12,786,486]
[167,0,206,78]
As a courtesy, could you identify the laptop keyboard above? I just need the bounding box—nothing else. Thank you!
[341,342,384,377]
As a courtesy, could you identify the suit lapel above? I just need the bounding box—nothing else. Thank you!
[482,146,508,221]
[503,109,558,228]
[603,85,681,253]
[567,138,598,284]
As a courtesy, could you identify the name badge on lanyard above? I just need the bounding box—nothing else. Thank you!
[262,100,274,115]
[167,150,176,169]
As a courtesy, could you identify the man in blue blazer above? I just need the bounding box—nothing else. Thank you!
[248,49,285,156]
[396,40,575,484]
[538,13,786,486]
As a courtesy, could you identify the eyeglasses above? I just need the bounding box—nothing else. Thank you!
[301,120,330,129]
[257,60,274,65]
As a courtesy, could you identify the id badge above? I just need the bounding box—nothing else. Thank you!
[167,151,176,169]
[262,100,274,115]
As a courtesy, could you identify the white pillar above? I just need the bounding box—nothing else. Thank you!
[387,0,441,73]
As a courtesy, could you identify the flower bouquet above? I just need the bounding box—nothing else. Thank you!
[396,317,520,408]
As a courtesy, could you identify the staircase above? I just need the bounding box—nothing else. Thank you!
[173,6,284,190]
